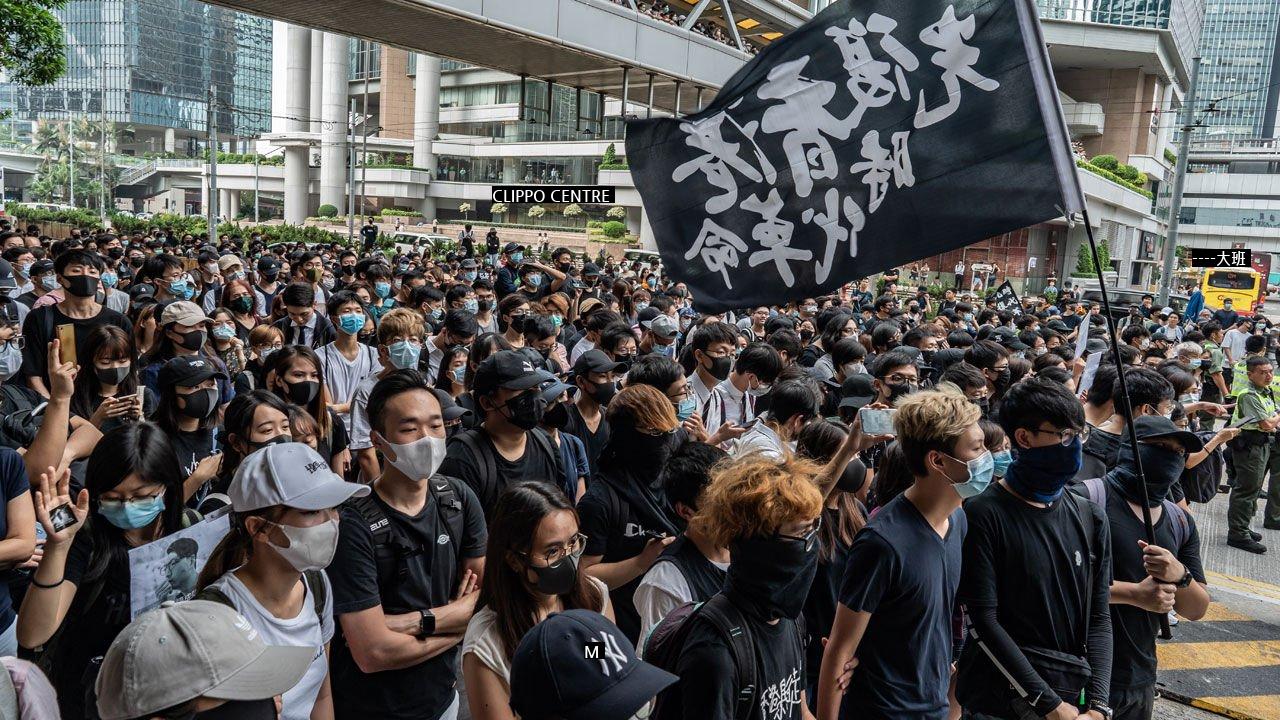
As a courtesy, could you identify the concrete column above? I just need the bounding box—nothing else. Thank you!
[416,197,437,220]
[163,128,175,153]
[309,29,324,134]
[270,21,289,135]
[319,32,349,211]
[413,54,441,176]
[224,190,240,220]
[283,24,311,224]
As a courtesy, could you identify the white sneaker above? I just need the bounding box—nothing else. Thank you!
[1168,610,1179,627]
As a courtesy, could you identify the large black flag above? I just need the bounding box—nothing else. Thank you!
[626,0,1084,313]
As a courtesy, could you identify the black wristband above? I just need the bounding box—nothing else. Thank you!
[31,576,63,589]
[418,608,436,638]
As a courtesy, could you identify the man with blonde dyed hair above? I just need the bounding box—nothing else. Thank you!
[817,387,989,720]
[350,307,427,480]
[651,453,827,720]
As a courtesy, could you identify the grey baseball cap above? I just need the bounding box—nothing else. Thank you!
[95,600,314,720]
[231,442,370,512]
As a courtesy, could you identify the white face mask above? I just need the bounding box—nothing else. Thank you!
[379,432,447,481]
[0,343,21,382]
[267,517,339,572]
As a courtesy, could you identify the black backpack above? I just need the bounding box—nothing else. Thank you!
[644,594,759,720]
[344,477,467,594]
[451,428,562,504]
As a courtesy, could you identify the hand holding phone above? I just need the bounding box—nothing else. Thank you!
[858,407,897,437]
[56,324,76,366]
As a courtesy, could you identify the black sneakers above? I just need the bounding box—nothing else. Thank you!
[1228,537,1268,554]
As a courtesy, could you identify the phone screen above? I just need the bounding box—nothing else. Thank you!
[859,407,897,436]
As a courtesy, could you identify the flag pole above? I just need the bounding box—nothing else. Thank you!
[1080,207,1171,639]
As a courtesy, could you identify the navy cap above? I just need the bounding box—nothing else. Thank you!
[509,609,677,720]
[474,350,555,397]
[582,262,601,277]
[257,256,281,274]
[502,242,523,255]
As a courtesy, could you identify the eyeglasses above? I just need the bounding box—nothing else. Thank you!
[638,426,678,438]
[776,515,823,552]
[522,532,588,566]
[885,374,918,385]
[1032,427,1079,446]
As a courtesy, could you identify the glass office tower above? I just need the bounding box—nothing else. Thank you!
[1195,0,1280,140]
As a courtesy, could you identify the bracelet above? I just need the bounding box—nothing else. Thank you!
[30,576,63,589]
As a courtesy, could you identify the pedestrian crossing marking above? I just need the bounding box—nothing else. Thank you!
[1191,695,1280,720]
[1156,640,1280,670]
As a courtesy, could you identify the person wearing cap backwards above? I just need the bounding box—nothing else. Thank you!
[95,600,315,720]
[328,369,487,720]
[1069,417,1209,720]
[508,609,676,720]
[21,248,132,398]
[193,443,371,719]
[439,350,562,516]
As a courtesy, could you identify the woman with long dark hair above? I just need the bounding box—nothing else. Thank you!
[212,389,293,494]
[264,345,349,474]
[221,278,259,340]
[463,481,610,720]
[19,422,189,719]
[70,324,150,430]
[433,344,470,399]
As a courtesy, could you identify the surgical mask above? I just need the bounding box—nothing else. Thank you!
[321,277,335,291]
[374,281,392,299]
[267,518,339,571]
[204,262,220,276]
[656,342,676,358]
[1005,437,1082,503]
[0,343,22,382]
[676,395,698,421]
[551,314,563,329]
[178,387,217,419]
[284,380,320,406]
[528,553,579,596]
[387,340,421,370]
[380,432,448,481]
[451,366,466,384]
[17,261,31,276]
[510,252,524,264]
[100,271,118,289]
[211,325,236,341]
[991,449,1013,477]
[429,307,443,322]
[462,271,477,282]
[167,278,190,297]
[99,493,166,530]
[1188,358,1202,370]
[463,298,479,314]
[225,270,244,282]
[337,313,364,335]
[945,450,995,500]
[65,274,99,298]
[39,275,58,291]
[257,346,279,362]
[635,302,650,313]
[747,382,771,398]
[1140,338,1151,350]
[525,273,542,288]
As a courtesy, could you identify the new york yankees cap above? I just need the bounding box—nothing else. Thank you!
[509,609,676,720]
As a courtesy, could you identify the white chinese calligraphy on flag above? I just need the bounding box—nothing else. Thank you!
[626,0,1085,313]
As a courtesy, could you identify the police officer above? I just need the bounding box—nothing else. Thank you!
[1227,355,1280,554]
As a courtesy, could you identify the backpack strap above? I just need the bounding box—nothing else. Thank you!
[1160,500,1191,553]
[1066,492,1097,658]
[1082,477,1106,509]
[454,429,496,503]
[529,428,564,480]
[428,476,466,551]
[192,585,235,608]
[304,568,329,618]
[699,594,758,720]
[346,494,416,589]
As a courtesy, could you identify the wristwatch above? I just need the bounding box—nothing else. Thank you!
[1089,702,1114,720]
[1174,569,1194,589]
[417,608,436,638]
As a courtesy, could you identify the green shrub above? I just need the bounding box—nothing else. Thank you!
[601,220,626,239]
[1115,164,1141,184]
[606,206,626,220]
[317,204,338,218]
[379,209,422,217]
[603,143,617,165]
[1163,148,1177,165]
[598,163,629,170]
[563,203,584,218]
[1075,160,1153,198]
[1074,243,1095,276]
[1089,154,1120,172]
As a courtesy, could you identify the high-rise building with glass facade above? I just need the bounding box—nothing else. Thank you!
[0,0,271,155]
[1194,0,1280,141]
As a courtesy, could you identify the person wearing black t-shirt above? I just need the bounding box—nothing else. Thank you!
[438,350,561,518]
[818,388,982,720]
[1071,417,1209,720]
[328,370,487,720]
[651,452,827,720]
[21,249,132,398]
[563,349,623,474]
[956,378,1114,720]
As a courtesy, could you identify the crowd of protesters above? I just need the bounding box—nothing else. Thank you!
[0,213,1262,720]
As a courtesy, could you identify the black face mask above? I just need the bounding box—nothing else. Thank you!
[725,533,820,621]
[107,247,124,260]
[588,379,617,406]
[246,433,292,454]
[65,274,100,298]
[991,367,1012,390]
[615,354,635,374]
[920,349,936,364]
[176,329,206,351]
[230,296,254,314]
[95,365,129,386]
[178,387,217,419]
[477,299,492,313]
[528,554,579,595]
[501,391,546,431]
[884,381,918,403]
[557,262,573,273]
[543,401,570,430]
[703,353,732,381]
[261,270,279,282]
[341,265,355,276]
[1110,442,1186,508]
[613,426,677,477]
[129,256,145,268]
[972,397,990,418]
[189,699,278,720]
[800,330,814,344]
[284,380,320,406]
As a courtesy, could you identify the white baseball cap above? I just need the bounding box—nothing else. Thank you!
[95,600,314,720]
[230,442,370,512]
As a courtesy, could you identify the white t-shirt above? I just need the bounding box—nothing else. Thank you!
[347,372,381,450]
[462,576,610,688]
[317,342,381,429]
[635,552,730,646]
[207,572,334,720]
[569,337,596,365]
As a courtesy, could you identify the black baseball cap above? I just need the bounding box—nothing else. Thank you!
[158,355,227,389]
[257,256,281,274]
[473,350,555,397]
[572,349,625,378]
[509,609,677,720]
[502,242,523,255]
[993,327,1029,352]
[1132,415,1203,453]
[582,262,601,277]
[0,259,16,290]
[30,259,55,276]
[838,373,877,410]
[432,388,471,423]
